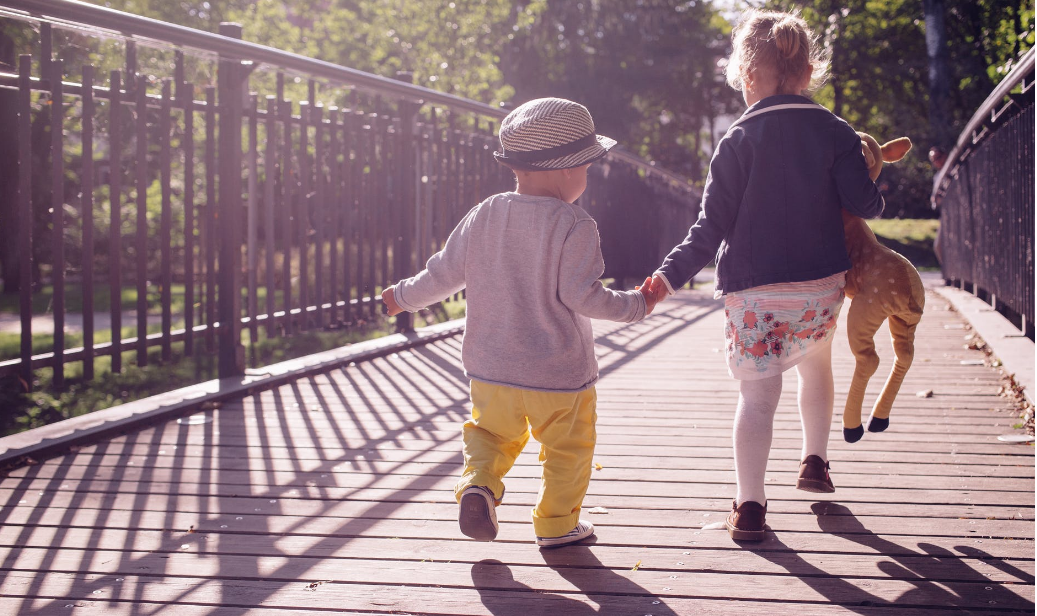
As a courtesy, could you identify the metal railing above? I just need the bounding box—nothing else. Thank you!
[932,46,1035,340]
[0,0,701,388]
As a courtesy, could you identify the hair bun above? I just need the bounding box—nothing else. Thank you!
[773,18,801,58]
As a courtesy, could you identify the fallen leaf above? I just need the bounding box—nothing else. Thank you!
[916,389,934,398]
[593,463,603,471]
[632,560,642,571]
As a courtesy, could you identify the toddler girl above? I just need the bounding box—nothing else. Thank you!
[648,9,883,540]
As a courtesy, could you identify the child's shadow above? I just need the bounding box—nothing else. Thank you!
[471,540,679,615]
[745,502,1033,612]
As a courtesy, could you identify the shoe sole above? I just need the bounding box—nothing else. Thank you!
[796,478,836,493]
[726,520,765,541]
[458,490,498,541]
[536,527,595,548]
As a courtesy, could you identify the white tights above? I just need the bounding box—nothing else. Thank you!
[733,342,835,506]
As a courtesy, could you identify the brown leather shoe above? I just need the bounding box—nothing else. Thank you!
[797,455,836,493]
[725,499,767,541]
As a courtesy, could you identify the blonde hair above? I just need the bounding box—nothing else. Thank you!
[726,9,829,95]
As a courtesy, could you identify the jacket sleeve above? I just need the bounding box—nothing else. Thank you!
[832,124,885,219]
[654,137,746,293]
[393,208,474,312]
[557,219,647,322]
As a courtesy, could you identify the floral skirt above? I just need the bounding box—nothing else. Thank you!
[724,272,846,380]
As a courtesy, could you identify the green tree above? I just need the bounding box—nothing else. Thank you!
[503,0,742,181]
[756,0,1033,217]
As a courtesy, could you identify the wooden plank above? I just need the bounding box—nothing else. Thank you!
[40,446,1037,478]
[63,430,1035,469]
[6,466,1028,506]
[0,578,1008,616]
[8,457,1034,495]
[2,524,1032,586]
[0,289,1031,615]
[1,498,1032,543]
[0,547,1032,610]
[1,487,1028,524]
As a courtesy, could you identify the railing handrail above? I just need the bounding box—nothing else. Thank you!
[0,0,697,191]
[932,45,1035,207]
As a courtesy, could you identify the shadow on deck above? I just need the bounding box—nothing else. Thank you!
[0,290,1033,615]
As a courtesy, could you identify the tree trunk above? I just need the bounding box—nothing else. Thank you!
[828,0,843,118]
[924,0,952,149]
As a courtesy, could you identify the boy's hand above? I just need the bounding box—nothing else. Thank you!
[636,276,659,315]
[381,286,404,316]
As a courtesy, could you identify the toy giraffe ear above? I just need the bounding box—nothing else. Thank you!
[880,137,912,163]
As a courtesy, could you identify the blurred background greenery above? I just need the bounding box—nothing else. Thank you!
[66,0,1035,218]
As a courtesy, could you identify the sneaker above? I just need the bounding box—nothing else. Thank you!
[796,455,836,493]
[458,486,498,541]
[725,499,766,541]
[536,520,595,548]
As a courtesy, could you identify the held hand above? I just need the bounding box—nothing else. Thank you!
[648,275,670,301]
[636,276,658,315]
[381,286,404,316]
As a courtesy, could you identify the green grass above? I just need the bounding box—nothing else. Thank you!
[0,299,466,437]
[867,218,940,269]
[0,283,188,316]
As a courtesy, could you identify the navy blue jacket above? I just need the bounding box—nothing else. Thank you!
[656,95,884,296]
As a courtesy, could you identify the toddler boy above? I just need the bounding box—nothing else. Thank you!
[381,97,656,547]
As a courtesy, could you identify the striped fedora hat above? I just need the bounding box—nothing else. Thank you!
[494,97,617,171]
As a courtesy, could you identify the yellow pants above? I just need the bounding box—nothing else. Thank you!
[454,380,597,538]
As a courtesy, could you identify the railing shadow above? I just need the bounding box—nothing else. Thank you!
[742,501,1034,613]
[0,295,721,613]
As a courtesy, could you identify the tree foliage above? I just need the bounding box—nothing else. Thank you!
[756,0,1034,217]
[502,1,742,181]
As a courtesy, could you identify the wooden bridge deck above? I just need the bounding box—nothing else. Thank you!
[0,289,1033,615]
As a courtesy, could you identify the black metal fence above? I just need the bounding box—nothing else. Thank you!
[0,0,701,390]
[932,47,1035,340]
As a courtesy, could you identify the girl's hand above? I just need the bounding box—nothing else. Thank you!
[381,286,404,316]
[636,276,659,315]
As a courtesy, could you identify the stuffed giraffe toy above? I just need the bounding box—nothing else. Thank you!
[841,132,925,443]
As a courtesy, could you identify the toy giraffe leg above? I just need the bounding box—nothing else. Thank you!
[868,310,922,432]
[843,297,886,443]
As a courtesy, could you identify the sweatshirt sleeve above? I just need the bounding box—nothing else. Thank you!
[558,219,647,323]
[654,137,746,293]
[832,124,885,219]
[393,208,474,312]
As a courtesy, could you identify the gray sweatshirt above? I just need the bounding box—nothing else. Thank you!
[393,192,647,392]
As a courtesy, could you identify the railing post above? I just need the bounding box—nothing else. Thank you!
[393,72,419,333]
[217,22,246,378]
[17,55,33,391]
